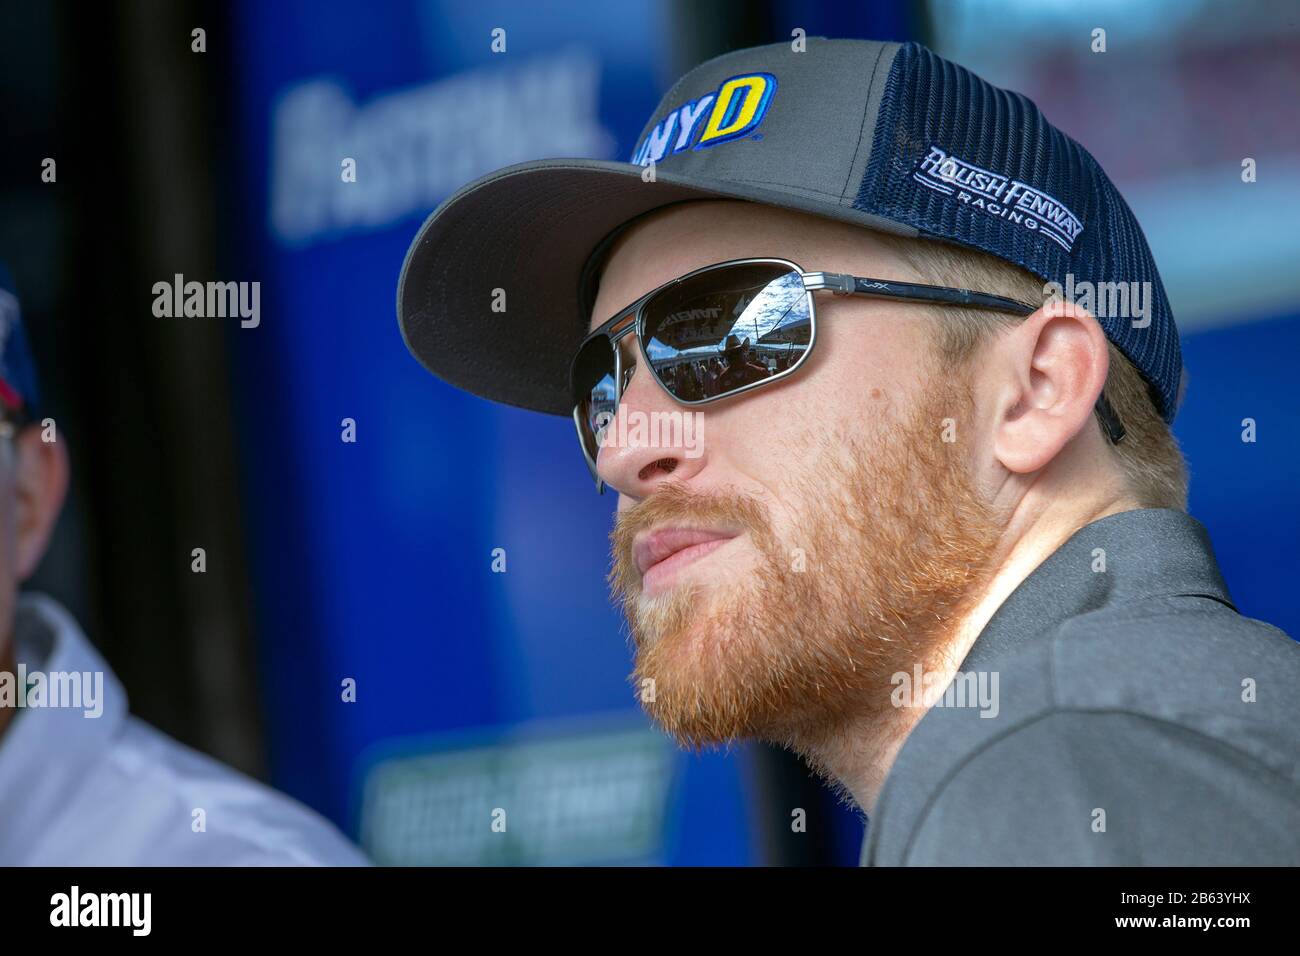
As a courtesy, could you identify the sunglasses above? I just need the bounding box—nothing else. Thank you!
[570,257,1126,493]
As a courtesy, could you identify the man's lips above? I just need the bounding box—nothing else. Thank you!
[632,527,739,595]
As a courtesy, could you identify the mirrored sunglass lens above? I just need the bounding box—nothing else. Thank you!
[572,337,618,453]
[641,264,810,401]
[586,373,617,447]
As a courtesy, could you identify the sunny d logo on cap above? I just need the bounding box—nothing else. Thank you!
[630,72,777,165]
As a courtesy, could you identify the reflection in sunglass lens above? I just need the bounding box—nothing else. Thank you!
[571,335,618,458]
[640,264,810,403]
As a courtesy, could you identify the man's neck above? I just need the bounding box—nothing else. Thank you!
[810,482,1143,816]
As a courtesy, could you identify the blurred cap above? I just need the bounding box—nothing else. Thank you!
[399,38,1182,423]
[0,264,42,421]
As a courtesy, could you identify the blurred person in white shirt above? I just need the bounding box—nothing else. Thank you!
[0,270,367,866]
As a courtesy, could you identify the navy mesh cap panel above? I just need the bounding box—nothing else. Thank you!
[854,42,1182,422]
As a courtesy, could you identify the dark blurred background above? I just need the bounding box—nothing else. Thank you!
[1,0,1296,865]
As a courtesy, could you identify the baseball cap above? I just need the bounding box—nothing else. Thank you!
[398,38,1182,423]
[0,264,41,421]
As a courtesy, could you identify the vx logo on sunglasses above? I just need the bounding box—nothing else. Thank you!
[593,407,706,460]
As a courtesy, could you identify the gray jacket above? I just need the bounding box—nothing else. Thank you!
[862,508,1300,865]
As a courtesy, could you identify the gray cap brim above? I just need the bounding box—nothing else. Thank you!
[396,157,913,417]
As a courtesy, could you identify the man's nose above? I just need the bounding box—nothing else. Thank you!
[595,364,706,499]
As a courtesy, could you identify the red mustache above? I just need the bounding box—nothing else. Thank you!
[609,484,772,595]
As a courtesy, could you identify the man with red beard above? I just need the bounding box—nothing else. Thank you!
[398,40,1300,864]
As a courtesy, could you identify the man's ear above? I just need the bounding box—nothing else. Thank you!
[992,301,1110,474]
[11,424,69,582]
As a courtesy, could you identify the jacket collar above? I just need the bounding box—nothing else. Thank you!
[862,508,1236,865]
[962,507,1235,672]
